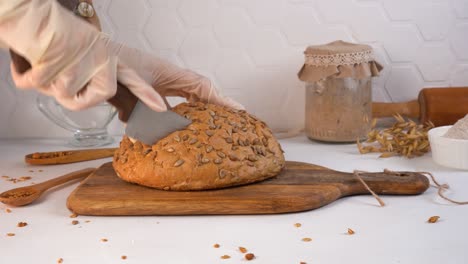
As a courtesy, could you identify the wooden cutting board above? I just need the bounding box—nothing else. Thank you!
[67,161,429,216]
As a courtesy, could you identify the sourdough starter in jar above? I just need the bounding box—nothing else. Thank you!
[305,77,371,142]
[297,41,383,143]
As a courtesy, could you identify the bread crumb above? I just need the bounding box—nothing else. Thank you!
[245,253,255,260]
[71,220,79,225]
[301,237,312,242]
[294,223,302,228]
[213,243,220,248]
[57,258,63,263]
[121,255,127,260]
[69,213,78,218]
[221,255,231,259]
[101,238,108,242]
[347,228,355,235]
[428,216,440,223]
[239,247,247,253]
[17,222,28,228]
[6,233,15,237]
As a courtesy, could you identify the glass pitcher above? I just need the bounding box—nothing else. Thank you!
[37,94,117,147]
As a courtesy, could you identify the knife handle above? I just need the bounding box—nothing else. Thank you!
[9,49,137,122]
[107,82,138,122]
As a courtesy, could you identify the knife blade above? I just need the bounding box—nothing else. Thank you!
[125,100,191,145]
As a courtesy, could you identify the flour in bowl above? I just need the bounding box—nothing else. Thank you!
[444,114,468,139]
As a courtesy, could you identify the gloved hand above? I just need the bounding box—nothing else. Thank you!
[108,42,245,110]
[0,0,165,111]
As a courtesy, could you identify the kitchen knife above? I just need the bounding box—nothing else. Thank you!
[9,51,191,145]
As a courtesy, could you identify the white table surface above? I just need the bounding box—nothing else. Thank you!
[1,136,467,264]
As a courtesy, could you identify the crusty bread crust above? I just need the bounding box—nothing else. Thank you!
[113,102,285,191]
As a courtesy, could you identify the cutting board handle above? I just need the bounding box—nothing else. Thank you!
[278,162,430,196]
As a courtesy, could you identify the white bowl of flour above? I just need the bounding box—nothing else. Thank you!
[428,115,468,170]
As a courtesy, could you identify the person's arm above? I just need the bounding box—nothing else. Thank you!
[0,0,166,112]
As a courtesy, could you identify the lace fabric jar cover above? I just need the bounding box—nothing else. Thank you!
[298,41,383,142]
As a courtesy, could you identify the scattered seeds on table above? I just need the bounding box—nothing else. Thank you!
[17,222,28,228]
[428,216,440,223]
[245,253,255,261]
[121,255,127,260]
[6,233,15,237]
[239,247,248,253]
[101,238,108,242]
[57,258,63,263]
[213,243,220,248]
[221,255,231,259]
[347,228,355,235]
[69,213,78,218]
[71,220,79,225]
[5,208,12,213]
[294,223,302,228]
[302,237,312,242]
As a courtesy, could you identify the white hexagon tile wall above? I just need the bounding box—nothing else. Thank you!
[0,0,467,138]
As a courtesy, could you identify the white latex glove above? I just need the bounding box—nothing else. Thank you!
[108,42,245,110]
[0,0,165,111]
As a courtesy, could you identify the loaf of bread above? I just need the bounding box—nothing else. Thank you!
[113,102,285,191]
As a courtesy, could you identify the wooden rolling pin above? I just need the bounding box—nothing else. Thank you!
[372,87,468,126]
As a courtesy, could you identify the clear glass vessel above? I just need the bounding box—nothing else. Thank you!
[305,77,372,142]
[37,94,117,147]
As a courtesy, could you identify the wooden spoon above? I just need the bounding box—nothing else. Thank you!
[0,168,95,206]
[25,148,117,165]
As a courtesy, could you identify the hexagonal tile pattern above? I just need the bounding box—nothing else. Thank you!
[247,29,293,67]
[450,64,468,86]
[413,2,455,40]
[178,0,218,27]
[108,0,150,30]
[382,25,423,62]
[385,65,424,102]
[214,51,255,91]
[213,8,253,48]
[144,8,185,50]
[453,0,468,18]
[281,4,352,45]
[415,42,456,82]
[450,23,468,60]
[1,0,468,138]
[179,29,220,69]
[382,0,417,21]
[147,0,182,9]
[244,0,287,26]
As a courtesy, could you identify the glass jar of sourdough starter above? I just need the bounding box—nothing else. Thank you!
[297,41,383,142]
